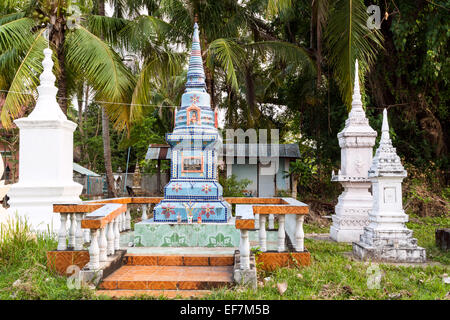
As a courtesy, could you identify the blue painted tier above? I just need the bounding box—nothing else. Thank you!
[154,200,231,223]
[153,22,230,223]
[163,180,223,200]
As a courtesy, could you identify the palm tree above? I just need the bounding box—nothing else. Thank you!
[0,0,137,198]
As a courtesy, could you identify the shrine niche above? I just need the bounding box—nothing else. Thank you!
[182,154,203,173]
[186,104,201,125]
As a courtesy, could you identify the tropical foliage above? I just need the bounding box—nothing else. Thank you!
[0,0,447,216]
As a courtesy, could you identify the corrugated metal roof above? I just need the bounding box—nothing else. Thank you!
[145,143,300,159]
[145,144,171,160]
[73,163,100,176]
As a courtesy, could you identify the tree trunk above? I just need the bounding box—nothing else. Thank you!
[244,64,259,128]
[49,10,68,114]
[98,0,116,198]
[102,108,117,198]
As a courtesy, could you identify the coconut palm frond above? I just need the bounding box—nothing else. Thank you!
[87,14,128,46]
[132,49,183,108]
[266,0,292,17]
[0,11,26,25]
[119,15,173,53]
[1,28,46,128]
[207,38,245,92]
[65,25,135,130]
[0,17,35,52]
[326,0,383,109]
[247,40,314,70]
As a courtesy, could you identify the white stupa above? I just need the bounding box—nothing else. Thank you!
[330,60,377,242]
[7,48,82,233]
[353,109,426,262]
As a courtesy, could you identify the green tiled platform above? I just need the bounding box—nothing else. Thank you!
[123,227,281,252]
[133,218,241,247]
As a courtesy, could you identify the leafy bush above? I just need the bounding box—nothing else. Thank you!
[219,174,252,197]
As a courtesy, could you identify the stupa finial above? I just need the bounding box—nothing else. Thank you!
[350,59,363,113]
[380,108,390,143]
[39,48,57,95]
[185,22,206,93]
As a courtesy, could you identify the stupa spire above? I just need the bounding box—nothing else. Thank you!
[349,59,364,116]
[185,23,206,92]
[28,48,66,120]
[380,108,390,143]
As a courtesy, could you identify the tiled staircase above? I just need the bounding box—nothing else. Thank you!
[96,253,235,299]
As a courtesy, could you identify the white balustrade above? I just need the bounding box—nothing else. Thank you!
[125,208,131,230]
[74,213,84,250]
[83,213,90,243]
[107,221,115,255]
[88,229,100,270]
[254,213,259,229]
[239,229,250,270]
[141,204,148,220]
[277,215,286,252]
[114,217,120,250]
[259,214,267,252]
[99,226,108,262]
[68,213,76,248]
[268,214,275,229]
[57,213,68,251]
[118,213,123,231]
[121,212,126,231]
[295,215,305,251]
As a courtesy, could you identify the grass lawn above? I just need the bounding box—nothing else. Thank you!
[0,214,448,300]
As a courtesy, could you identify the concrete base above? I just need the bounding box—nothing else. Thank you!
[7,182,82,233]
[330,223,366,243]
[233,251,257,289]
[352,241,426,263]
[134,217,240,247]
[353,227,426,262]
[79,250,126,286]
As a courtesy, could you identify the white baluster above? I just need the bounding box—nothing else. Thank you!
[239,230,250,270]
[125,208,131,230]
[295,215,305,251]
[268,214,275,229]
[99,226,108,262]
[114,217,120,250]
[259,214,267,252]
[57,213,67,251]
[68,213,76,249]
[141,204,148,220]
[121,213,125,231]
[254,214,260,229]
[88,229,100,270]
[74,213,84,250]
[83,214,90,243]
[118,213,123,231]
[107,222,115,255]
[277,215,286,252]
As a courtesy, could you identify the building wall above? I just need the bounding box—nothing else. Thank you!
[231,163,258,196]
[229,159,291,197]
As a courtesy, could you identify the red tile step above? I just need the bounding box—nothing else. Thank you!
[98,265,234,292]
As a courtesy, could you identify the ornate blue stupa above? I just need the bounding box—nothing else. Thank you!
[153,23,231,223]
